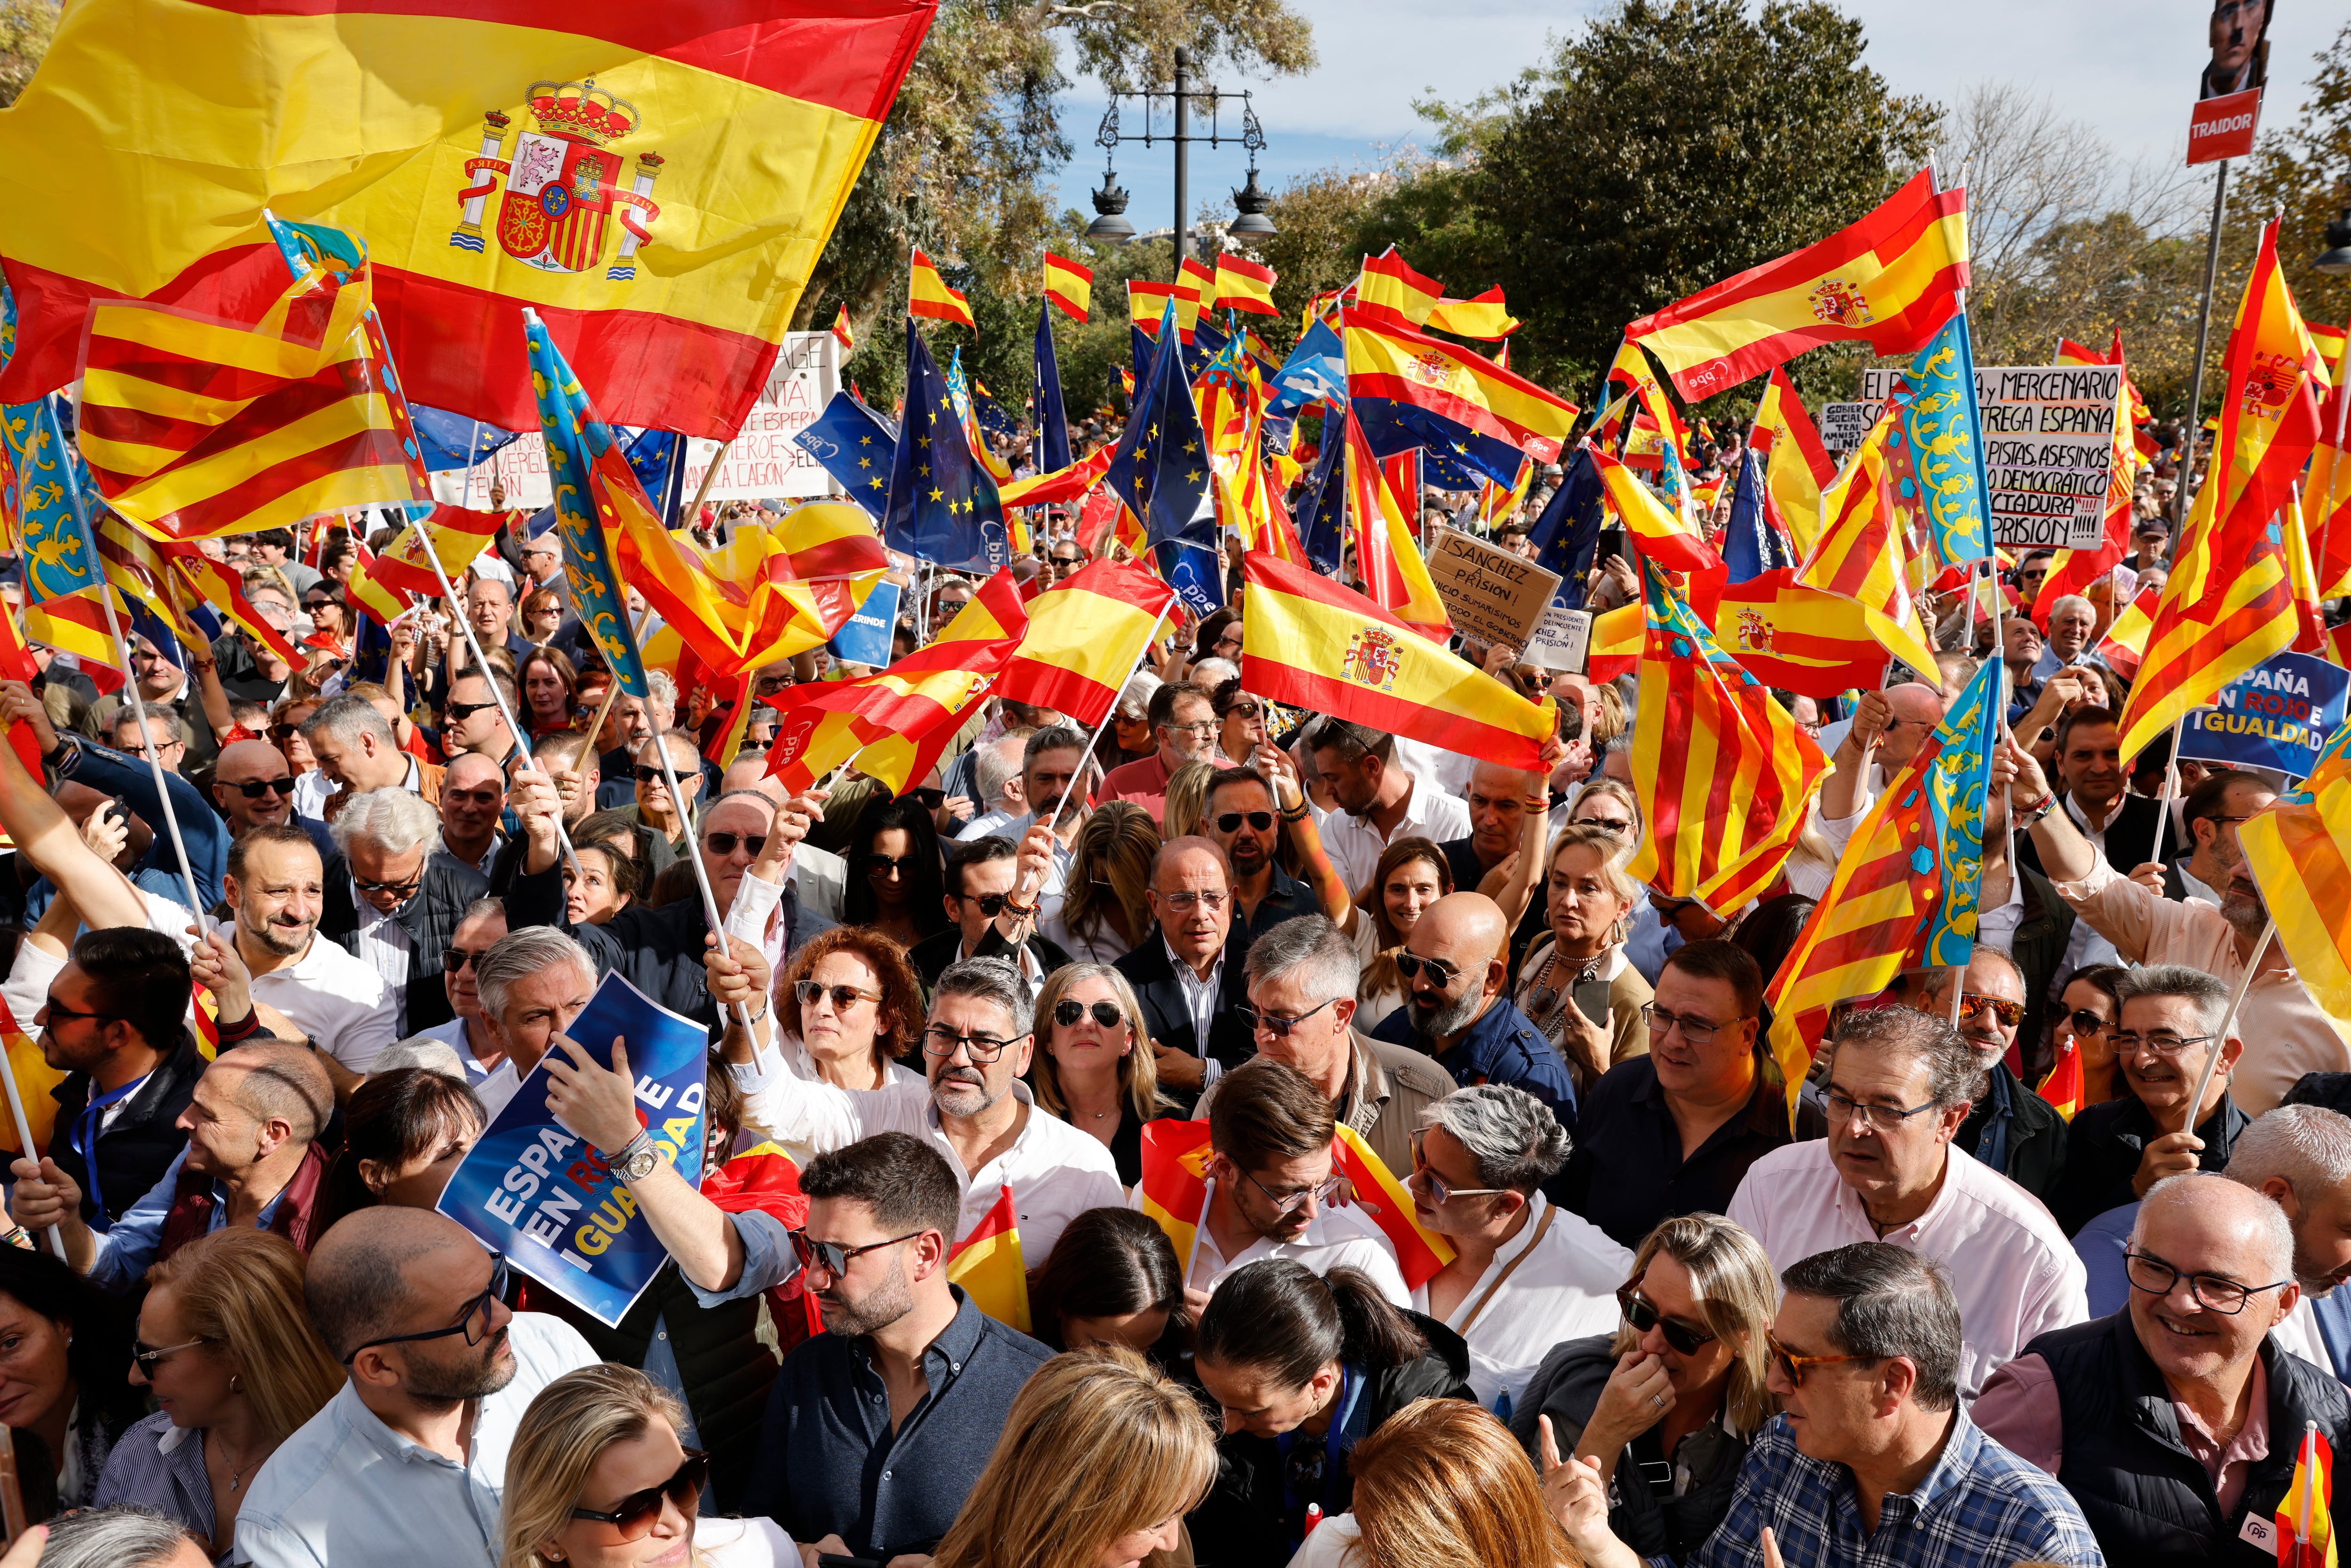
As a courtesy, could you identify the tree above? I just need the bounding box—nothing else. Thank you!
[0,0,55,108]
[2229,18,2351,348]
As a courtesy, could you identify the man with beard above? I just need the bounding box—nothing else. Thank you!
[2012,736,2346,1112]
[1922,952,2068,1206]
[1310,718,1470,896]
[1368,892,1577,1120]
[217,823,395,1088]
[236,1208,598,1568]
[2163,767,2275,906]
[1199,764,1318,947]
[2230,1106,2351,1384]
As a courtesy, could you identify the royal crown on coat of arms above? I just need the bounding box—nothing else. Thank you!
[1340,625,1403,693]
[448,77,664,282]
[1808,277,1874,329]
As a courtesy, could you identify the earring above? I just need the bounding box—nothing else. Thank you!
[229,1374,242,1393]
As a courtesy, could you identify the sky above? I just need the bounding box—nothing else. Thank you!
[1050,0,2336,243]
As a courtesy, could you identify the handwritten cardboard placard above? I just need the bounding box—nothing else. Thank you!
[1424,525,1563,651]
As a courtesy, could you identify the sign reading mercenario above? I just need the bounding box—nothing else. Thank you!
[1863,365,2121,551]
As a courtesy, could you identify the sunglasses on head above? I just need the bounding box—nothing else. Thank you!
[704,832,766,857]
[1215,810,1275,834]
[569,1451,710,1538]
[1054,997,1123,1030]
[226,777,298,799]
[1617,1285,1716,1355]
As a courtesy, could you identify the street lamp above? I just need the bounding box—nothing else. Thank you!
[1089,47,1274,266]
[2317,200,2351,276]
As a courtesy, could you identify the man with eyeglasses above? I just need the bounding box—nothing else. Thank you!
[316,788,488,1039]
[1551,1243,2101,1568]
[1115,837,1256,1093]
[1369,892,1577,1120]
[625,731,705,860]
[445,668,523,768]
[1047,543,1086,583]
[1976,1174,2342,1566]
[908,835,1071,986]
[1308,718,1470,898]
[1922,950,2069,1206]
[1728,1006,2087,1401]
[2049,964,2249,1238]
[2162,767,2276,906]
[235,1207,598,1568]
[1100,679,1220,826]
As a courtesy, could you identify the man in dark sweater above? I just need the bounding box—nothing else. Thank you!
[1925,950,2066,1206]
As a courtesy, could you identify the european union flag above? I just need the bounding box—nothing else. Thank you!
[1722,449,1795,584]
[1352,397,1523,490]
[1186,317,1228,381]
[1266,316,1344,419]
[410,406,524,473]
[617,428,687,524]
[795,390,899,519]
[1102,303,1212,551]
[1528,449,1604,608]
[884,320,1010,571]
[1033,302,1072,473]
[1295,426,1345,576]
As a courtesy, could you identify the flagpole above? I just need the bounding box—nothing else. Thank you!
[2298,1418,2319,1556]
[2181,918,2272,1135]
[0,1047,65,1261]
[1042,602,1172,846]
[2319,309,2350,599]
[2175,161,2232,536]
[684,438,734,530]
[2150,711,2186,872]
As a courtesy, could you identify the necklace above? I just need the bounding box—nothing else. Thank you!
[211,1430,268,1492]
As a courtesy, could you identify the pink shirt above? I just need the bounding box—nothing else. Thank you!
[1975,1347,2272,1515]
[2054,857,2351,1113]
[1099,750,1174,825]
[1727,1139,2089,1400]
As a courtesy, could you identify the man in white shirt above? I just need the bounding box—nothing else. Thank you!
[1728,1005,2087,1401]
[235,1208,598,1568]
[465,925,601,1119]
[740,955,1120,1260]
[1407,1084,1631,1409]
[1158,1055,1410,1309]
[1309,719,1471,896]
[1816,682,1946,856]
[220,824,395,1087]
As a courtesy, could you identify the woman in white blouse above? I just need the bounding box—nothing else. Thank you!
[764,928,923,1161]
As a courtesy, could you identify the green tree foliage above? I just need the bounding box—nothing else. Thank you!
[2228,18,2351,352]
[0,0,55,108]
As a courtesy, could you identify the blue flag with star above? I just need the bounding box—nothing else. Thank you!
[795,390,899,520]
[1102,302,1212,550]
[1352,396,1523,491]
[884,320,1010,570]
[1722,449,1795,583]
[1296,422,1346,576]
[1033,302,1072,473]
[410,406,524,473]
[1527,448,1605,609]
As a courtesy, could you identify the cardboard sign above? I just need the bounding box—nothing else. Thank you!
[2177,651,2351,780]
[1819,402,1875,452]
[1424,524,1564,651]
[1863,366,2120,550]
[2188,87,2262,166]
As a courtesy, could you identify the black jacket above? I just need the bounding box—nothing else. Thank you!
[1186,1313,1474,1568]
[2031,1311,2351,1567]
[906,923,1073,990]
[48,1032,204,1231]
[2049,1092,2248,1236]
[1115,930,1256,1071]
[319,851,489,1036]
[1952,1061,2068,1208]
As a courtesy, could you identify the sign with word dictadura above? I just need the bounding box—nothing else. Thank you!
[1863,366,2120,551]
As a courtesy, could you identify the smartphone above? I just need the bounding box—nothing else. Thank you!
[816,1557,883,1568]
[1594,524,1628,568]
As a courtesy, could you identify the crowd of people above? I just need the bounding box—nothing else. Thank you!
[0,409,2342,1568]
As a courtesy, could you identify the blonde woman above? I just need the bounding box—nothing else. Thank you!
[500,1364,792,1568]
[1290,1398,1575,1568]
[1160,759,1214,842]
[1045,801,1161,963]
[1032,963,1171,1186]
[930,1347,1215,1568]
[1517,823,1653,1094]
[93,1229,347,1560]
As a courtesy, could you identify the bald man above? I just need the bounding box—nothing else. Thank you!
[1818,681,1947,855]
[1370,891,1577,1119]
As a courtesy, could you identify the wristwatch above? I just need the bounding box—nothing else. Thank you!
[612,1131,665,1184]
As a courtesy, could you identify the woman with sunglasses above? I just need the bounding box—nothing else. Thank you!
[300,587,348,648]
[1210,678,1264,767]
[1354,838,1452,1032]
[1031,964,1171,1186]
[94,1229,345,1561]
[1508,1214,1779,1562]
[765,930,924,1160]
[520,647,578,739]
[1188,1260,1471,1568]
[1517,823,1653,1097]
[2050,962,2128,1111]
[1106,673,1162,769]
[519,586,567,648]
[840,795,950,951]
[1043,801,1160,964]
[499,1364,793,1568]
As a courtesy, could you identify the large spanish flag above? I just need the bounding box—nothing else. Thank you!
[992,559,1176,728]
[1344,307,1580,464]
[0,0,935,439]
[1344,409,1453,641]
[1625,170,1968,400]
[945,1184,1030,1332]
[1710,570,1891,698]
[1239,551,1554,773]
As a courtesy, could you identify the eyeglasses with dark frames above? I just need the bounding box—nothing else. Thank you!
[921,1024,1026,1064]
[1393,952,1460,988]
[1641,1004,1727,1046]
[440,947,487,972]
[444,700,499,725]
[2123,1250,2289,1314]
[1238,1165,1345,1217]
[703,832,767,858]
[42,999,121,1028]
[1214,810,1275,834]
[2063,1008,2113,1036]
[132,1336,216,1373]
[1954,992,2025,1028]
[2109,1032,2217,1058]
[225,777,300,799]
[863,853,916,880]
[342,1253,508,1363]
[951,890,1010,916]
[352,863,427,897]
[1822,1088,1946,1133]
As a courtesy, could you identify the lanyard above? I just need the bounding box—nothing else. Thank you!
[71,1072,151,1227]
[1278,1364,1364,1542]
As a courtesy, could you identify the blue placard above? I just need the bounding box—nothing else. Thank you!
[436,972,708,1327]
[828,580,900,668]
[2177,652,2351,780]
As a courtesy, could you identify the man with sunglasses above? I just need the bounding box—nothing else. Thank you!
[1201,764,1325,946]
[236,1208,599,1568]
[1922,951,2069,1207]
[909,836,1071,987]
[412,897,512,1093]
[1369,892,1577,1120]
[445,668,524,768]
[211,738,334,858]
[1975,1175,2343,1568]
[1552,1243,2102,1568]
[316,788,489,1038]
[1728,1007,2087,1402]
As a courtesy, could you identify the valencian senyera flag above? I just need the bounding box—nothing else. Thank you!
[0,0,937,439]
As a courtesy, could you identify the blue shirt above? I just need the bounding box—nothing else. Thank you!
[1371,995,1578,1120]
[2072,1201,2139,1319]
[1659,1410,2103,1568]
[89,1147,298,1294]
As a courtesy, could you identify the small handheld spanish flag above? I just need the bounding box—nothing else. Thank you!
[908,248,976,331]
[2035,1039,2085,1122]
[2279,1422,2335,1568]
[947,1184,1030,1332]
[831,305,855,355]
[1043,252,1094,323]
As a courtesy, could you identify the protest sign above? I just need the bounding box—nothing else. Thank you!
[828,580,901,667]
[1819,402,1875,452]
[1863,366,2120,550]
[1523,593,1593,675]
[2188,87,2262,164]
[2177,651,2351,780]
[437,973,708,1327]
[1423,525,1563,650]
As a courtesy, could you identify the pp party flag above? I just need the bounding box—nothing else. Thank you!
[886,320,1011,571]
[1344,307,1580,466]
[2239,720,2351,1032]
[1344,409,1453,641]
[945,1184,1030,1332]
[2035,1039,2085,1122]
[1355,246,1444,331]
[1625,170,1968,401]
[1424,286,1521,341]
[1041,252,1094,323]
[523,312,651,697]
[1917,654,2004,969]
[1138,1118,1216,1267]
[1332,1124,1454,1290]
[1266,315,1346,420]
[1628,562,1830,916]
[0,993,64,1157]
[1103,304,1213,551]
[1750,367,1836,557]
[794,390,899,517]
[370,505,505,598]
[0,0,935,441]
[1902,313,1993,570]
[831,306,855,355]
[2277,1424,2338,1568]
[1240,550,1553,772]
[1710,572,1891,698]
[909,249,976,331]
[1213,254,1279,317]
[994,559,1177,728]
[1800,398,1944,689]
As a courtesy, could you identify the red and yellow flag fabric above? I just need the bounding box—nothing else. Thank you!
[1424,286,1520,341]
[946,1184,1030,1332]
[2197,221,2328,578]
[1213,254,1279,317]
[2241,722,2351,1035]
[1710,570,1893,698]
[1332,1124,1453,1289]
[1139,1118,1216,1265]
[999,447,1113,509]
[1343,307,1581,465]
[1750,367,1835,557]
[831,306,855,355]
[2275,1424,2337,1568]
[0,994,64,1156]
[0,595,48,779]
[1043,252,1094,323]
[1800,398,1943,688]
[993,559,1177,728]
[2309,316,2351,599]
[1343,409,1452,640]
[2094,584,2162,681]
[2035,1040,2085,1122]
[371,504,504,597]
[1129,280,1200,345]
[1602,340,1689,470]
[1593,450,1721,578]
[909,249,976,330]
[1354,246,1443,331]
[1240,550,1553,772]
[0,0,934,439]
[1625,171,1968,400]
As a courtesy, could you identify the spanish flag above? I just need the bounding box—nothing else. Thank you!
[1344,307,1580,465]
[1139,1119,1216,1267]
[2035,1040,2085,1122]
[1344,410,1453,640]
[1213,254,1279,318]
[946,1184,1030,1333]
[1425,286,1520,341]
[1750,367,1836,557]
[1355,245,1443,330]
[1625,170,1968,400]
[1799,398,1943,690]
[1710,571,1892,699]
[831,306,856,355]
[1043,252,1094,323]
[1128,281,1199,345]
[1333,1125,1454,1290]
[0,0,935,439]
[2241,722,2351,1041]
[993,559,1176,727]
[0,994,64,1156]
[909,249,976,331]
[2276,1423,2337,1568]
[999,447,1113,509]
[1240,551,1554,772]
[370,505,505,598]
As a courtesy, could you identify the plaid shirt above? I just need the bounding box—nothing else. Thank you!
[1657,1411,2104,1568]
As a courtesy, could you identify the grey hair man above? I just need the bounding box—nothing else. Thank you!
[300,693,417,798]
[735,956,1121,1262]
[1408,1083,1631,1408]
[2229,1104,2351,1378]
[1220,913,1452,1177]
[469,926,599,1117]
[323,787,489,1041]
[954,734,1029,842]
[38,1505,211,1568]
